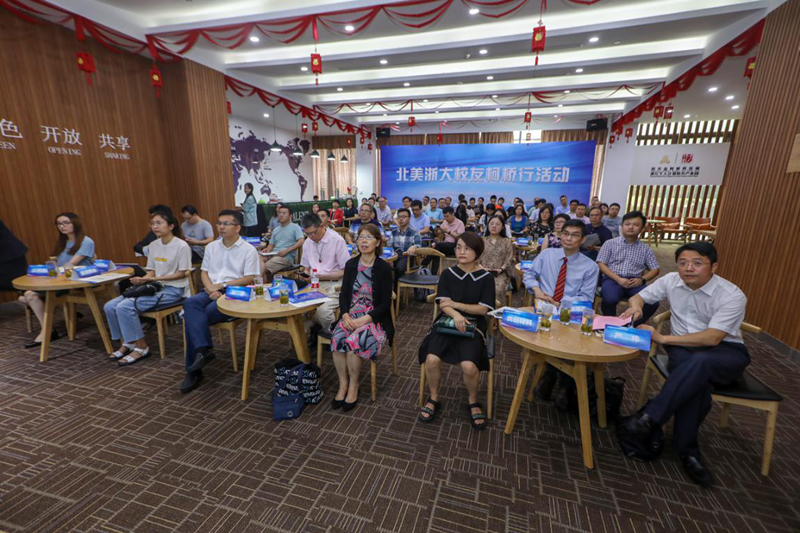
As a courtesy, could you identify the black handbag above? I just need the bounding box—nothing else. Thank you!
[272,363,306,421]
[433,314,477,338]
[122,281,163,299]
[562,374,626,422]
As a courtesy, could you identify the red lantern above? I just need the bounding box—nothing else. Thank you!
[437,132,443,144]
[524,111,532,123]
[310,53,322,85]
[150,65,163,98]
[609,134,616,147]
[653,105,664,121]
[367,143,373,153]
[226,101,232,114]
[531,25,546,66]
[408,116,416,130]
[625,128,633,142]
[301,123,309,138]
[664,105,674,120]
[76,52,96,85]
[312,122,319,132]
[360,135,365,145]
[744,56,756,78]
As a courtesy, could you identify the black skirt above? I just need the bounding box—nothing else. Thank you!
[418,329,489,372]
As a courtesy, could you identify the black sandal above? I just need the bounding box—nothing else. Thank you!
[468,402,487,431]
[418,398,441,423]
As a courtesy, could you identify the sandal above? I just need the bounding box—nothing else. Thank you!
[110,343,135,360]
[118,347,151,367]
[467,402,487,431]
[418,398,441,423]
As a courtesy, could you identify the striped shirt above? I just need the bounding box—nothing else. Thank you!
[596,236,659,278]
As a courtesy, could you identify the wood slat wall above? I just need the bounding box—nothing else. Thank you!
[636,119,738,145]
[714,0,800,349]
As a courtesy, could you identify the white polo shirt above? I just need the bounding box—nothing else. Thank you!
[638,272,747,344]
[201,237,260,285]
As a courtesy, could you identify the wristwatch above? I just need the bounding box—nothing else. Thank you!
[640,277,647,285]
[222,281,228,290]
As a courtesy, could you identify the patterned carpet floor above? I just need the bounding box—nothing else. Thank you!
[1,244,799,533]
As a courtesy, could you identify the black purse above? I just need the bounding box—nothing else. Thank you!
[122,281,163,299]
[433,314,478,338]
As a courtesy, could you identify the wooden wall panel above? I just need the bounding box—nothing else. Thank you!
[715,0,800,350]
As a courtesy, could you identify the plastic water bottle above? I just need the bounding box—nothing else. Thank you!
[311,269,319,290]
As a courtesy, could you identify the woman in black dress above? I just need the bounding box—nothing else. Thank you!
[418,231,496,430]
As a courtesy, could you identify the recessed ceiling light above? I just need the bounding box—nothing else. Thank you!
[492,94,498,98]
[479,49,488,55]
[486,75,494,80]
[725,95,734,100]
[684,114,691,118]
[423,99,429,102]
[614,41,621,45]
[469,8,480,15]
[731,105,740,110]
[364,102,371,106]
[380,59,388,65]
[564,90,571,94]
[300,66,308,72]
[708,87,718,92]
[558,104,563,107]
[263,113,269,118]
[395,122,399,125]
[249,36,260,43]
[575,68,584,73]
[344,25,355,32]
[403,82,410,87]
[336,87,343,92]
[383,113,388,117]
[589,36,599,43]
[495,107,501,111]
[435,110,439,114]
[554,115,559,118]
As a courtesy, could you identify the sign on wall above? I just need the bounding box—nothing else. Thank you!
[631,143,731,186]
[380,142,595,206]
[0,118,132,160]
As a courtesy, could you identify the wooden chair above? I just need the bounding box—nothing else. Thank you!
[637,310,782,476]
[317,293,398,401]
[209,318,243,372]
[418,312,497,419]
[655,216,689,243]
[684,217,715,241]
[333,227,350,239]
[396,248,445,319]
[140,269,195,359]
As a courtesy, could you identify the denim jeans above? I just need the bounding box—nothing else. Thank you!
[183,291,232,371]
[104,285,184,343]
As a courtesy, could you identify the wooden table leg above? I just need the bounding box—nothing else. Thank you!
[66,302,77,341]
[241,319,259,400]
[504,349,535,435]
[287,315,310,364]
[526,360,547,402]
[83,287,113,354]
[574,362,594,469]
[594,364,607,428]
[39,291,58,363]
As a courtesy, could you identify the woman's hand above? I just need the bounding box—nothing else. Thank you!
[452,311,467,334]
[131,277,145,286]
[340,312,354,331]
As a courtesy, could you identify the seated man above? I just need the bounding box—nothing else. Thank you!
[617,242,749,488]
[375,196,394,225]
[572,203,590,224]
[180,205,215,264]
[409,200,432,238]
[261,205,305,280]
[181,210,260,393]
[597,210,659,324]
[523,220,599,402]
[425,206,464,273]
[582,206,613,260]
[387,207,420,284]
[346,204,382,244]
[602,202,622,238]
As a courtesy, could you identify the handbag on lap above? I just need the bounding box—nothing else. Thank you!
[433,314,478,339]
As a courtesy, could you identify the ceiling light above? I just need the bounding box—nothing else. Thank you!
[263,113,269,118]
[249,36,260,43]
[383,113,388,117]
[554,115,559,118]
[575,68,584,73]
[435,110,439,114]
[380,59,388,65]
[423,99,429,102]
[310,149,320,158]
[344,25,355,32]
[495,107,501,111]
[327,151,336,161]
[403,82,410,87]
[479,49,488,55]
[683,114,691,119]
[614,41,621,45]
[492,94,498,98]
[564,90,571,94]
[725,95,734,100]
[292,146,303,156]
[731,105,740,110]
[270,141,282,153]
[336,87,343,92]
[558,104,563,107]
[469,8,480,15]
[300,66,308,72]
[486,75,494,80]
[341,155,349,163]
[708,87,718,92]
[589,36,599,43]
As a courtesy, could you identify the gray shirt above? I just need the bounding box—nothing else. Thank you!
[181,219,214,259]
[602,215,622,238]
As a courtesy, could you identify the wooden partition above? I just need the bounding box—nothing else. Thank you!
[626,184,721,233]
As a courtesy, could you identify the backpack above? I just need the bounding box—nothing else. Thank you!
[273,358,323,405]
[413,267,434,302]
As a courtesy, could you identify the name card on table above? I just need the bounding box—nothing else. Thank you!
[27,265,53,277]
[538,237,544,246]
[267,280,297,300]
[567,301,594,324]
[93,259,116,272]
[381,247,394,258]
[225,286,255,301]
[347,244,355,255]
[603,326,651,351]
[75,266,103,278]
[515,238,531,246]
[501,308,539,332]
[520,260,533,271]
[289,291,329,305]
[243,237,261,247]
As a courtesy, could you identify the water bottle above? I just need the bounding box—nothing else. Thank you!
[311,268,319,290]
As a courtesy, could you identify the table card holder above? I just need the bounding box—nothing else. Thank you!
[225,286,255,301]
[501,308,540,333]
[568,301,594,324]
[93,259,116,272]
[243,237,261,247]
[27,265,52,277]
[75,266,103,278]
[603,326,651,351]
[268,280,297,301]
[520,260,534,270]
[515,238,531,246]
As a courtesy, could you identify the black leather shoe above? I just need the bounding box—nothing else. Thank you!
[617,411,656,437]
[680,454,714,487]
[180,370,203,393]
[331,398,345,410]
[25,330,60,349]
[533,369,557,401]
[186,351,215,373]
[342,397,359,412]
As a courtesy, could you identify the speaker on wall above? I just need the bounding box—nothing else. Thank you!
[586,118,608,131]
[376,127,392,138]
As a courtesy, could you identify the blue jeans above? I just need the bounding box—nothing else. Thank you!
[104,285,184,343]
[600,277,658,326]
[183,291,231,371]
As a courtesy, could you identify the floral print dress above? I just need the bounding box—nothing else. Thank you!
[331,263,387,361]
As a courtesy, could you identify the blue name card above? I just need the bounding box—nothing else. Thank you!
[515,238,531,246]
[381,247,394,258]
[268,280,297,300]
[568,300,594,324]
[520,260,533,271]
[27,265,52,277]
[538,237,544,245]
[75,266,102,278]
[243,237,261,247]
[501,308,539,332]
[93,259,115,272]
[225,286,255,301]
[603,326,651,351]
[347,244,355,255]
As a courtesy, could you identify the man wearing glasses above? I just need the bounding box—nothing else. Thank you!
[180,210,260,393]
[300,213,351,345]
[346,204,383,244]
[618,242,749,487]
[387,207,420,286]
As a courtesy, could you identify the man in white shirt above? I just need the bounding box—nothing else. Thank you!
[572,203,590,224]
[181,210,260,393]
[617,242,750,487]
[375,196,394,225]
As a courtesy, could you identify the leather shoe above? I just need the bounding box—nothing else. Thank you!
[186,351,215,373]
[342,397,359,412]
[25,330,60,349]
[680,454,714,487]
[617,411,656,437]
[180,370,203,393]
[331,398,345,410]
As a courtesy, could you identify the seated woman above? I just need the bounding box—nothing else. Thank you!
[481,216,514,302]
[509,204,529,237]
[540,213,570,251]
[104,211,191,366]
[418,231,496,430]
[330,223,394,411]
[343,198,358,226]
[529,205,554,241]
[19,212,95,349]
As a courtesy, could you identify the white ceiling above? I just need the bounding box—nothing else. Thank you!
[50,0,782,133]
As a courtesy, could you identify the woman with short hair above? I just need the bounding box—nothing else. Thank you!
[540,213,571,251]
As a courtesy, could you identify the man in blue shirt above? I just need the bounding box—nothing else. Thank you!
[409,200,431,236]
[554,195,571,215]
[388,207,421,285]
[346,204,383,244]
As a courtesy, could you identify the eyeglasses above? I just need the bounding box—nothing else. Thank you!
[357,235,376,242]
[55,221,72,227]
[677,260,710,269]
[216,221,240,227]
[150,220,167,227]
[561,231,584,239]
[303,226,320,238]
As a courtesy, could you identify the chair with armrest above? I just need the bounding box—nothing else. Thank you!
[396,248,444,319]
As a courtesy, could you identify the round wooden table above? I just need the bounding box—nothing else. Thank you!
[500,307,640,469]
[217,291,328,400]
[13,268,134,362]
